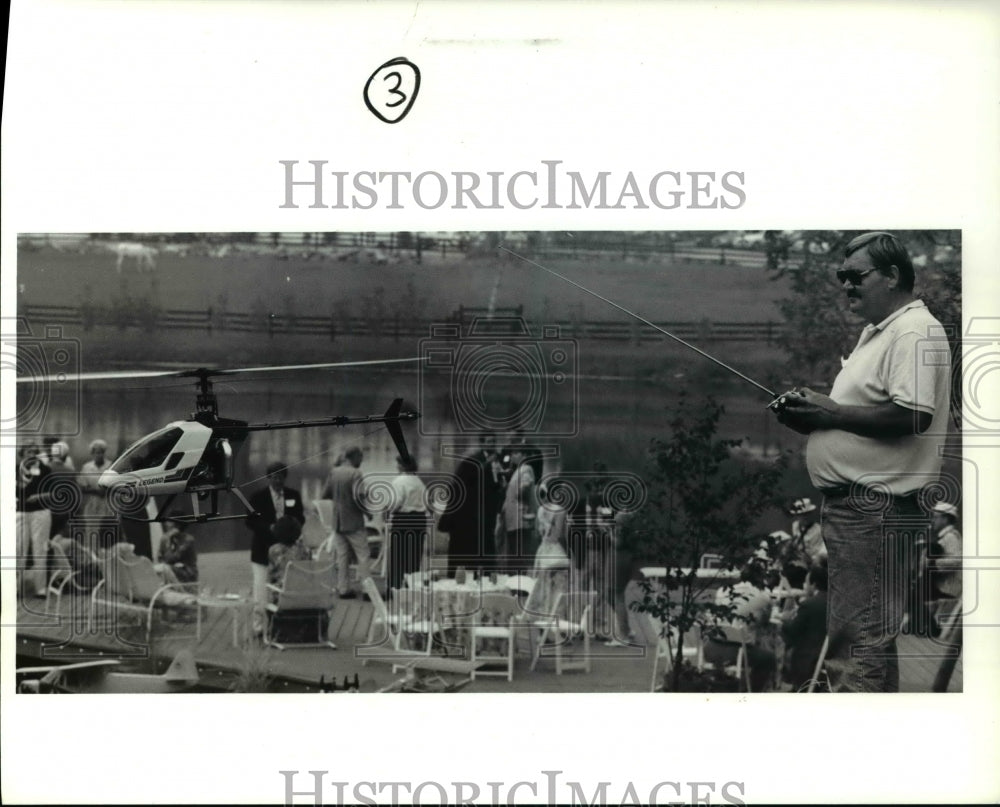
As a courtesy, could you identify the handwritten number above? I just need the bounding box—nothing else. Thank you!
[383,71,407,108]
[364,58,420,123]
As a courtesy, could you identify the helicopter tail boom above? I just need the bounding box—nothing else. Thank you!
[246,398,418,461]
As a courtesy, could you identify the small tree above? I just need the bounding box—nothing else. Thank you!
[623,392,786,691]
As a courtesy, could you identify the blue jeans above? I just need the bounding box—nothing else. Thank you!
[821,491,927,692]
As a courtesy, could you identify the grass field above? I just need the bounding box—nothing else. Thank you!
[18,243,792,324]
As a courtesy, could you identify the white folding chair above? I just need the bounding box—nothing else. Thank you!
[806,635,830,693]
[638,614,701,692]
[699,623,752,691]
[264,559,338,650]
[470,593,521,681]
[530,590,596,675]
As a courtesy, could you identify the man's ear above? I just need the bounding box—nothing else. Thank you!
[886,264,901,290]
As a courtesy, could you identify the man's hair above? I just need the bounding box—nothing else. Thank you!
[783,562,808,590]
[740,558,768,589]
[807,564,829,592]
[345,446,363,462]
[266,461,287,477]
[844,231,915,292]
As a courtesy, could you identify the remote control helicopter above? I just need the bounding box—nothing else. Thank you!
[17,359,422,525]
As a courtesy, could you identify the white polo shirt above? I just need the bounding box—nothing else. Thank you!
[389,473,427,513]
[805,299,952,495]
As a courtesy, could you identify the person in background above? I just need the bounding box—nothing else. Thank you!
[781,563,829,691]
[707,559,779,692]
[928,501,962,692]
[154,516,199,584]
[49,440,76,472]
[385,454,429,595]
[44,443,81,539]
[496,438,538,574]
[524,483,571,618]
[16,443,52,597]
[267,514,311,589]
[438,433,505,577]
[246,461,304,632]
[788,498,826,567]
[326,447,370,599]
[604,508,640,647]
[79,439,116,519]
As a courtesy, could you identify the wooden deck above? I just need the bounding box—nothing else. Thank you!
[14,550,962,694]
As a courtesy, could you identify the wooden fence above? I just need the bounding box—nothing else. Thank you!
[22,303,788,344]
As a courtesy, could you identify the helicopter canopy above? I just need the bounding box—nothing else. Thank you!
[109,425,187,475]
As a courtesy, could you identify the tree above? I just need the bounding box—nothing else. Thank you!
[623,392,787,691]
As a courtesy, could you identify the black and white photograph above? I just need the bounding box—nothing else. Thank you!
[3,2,999,805]
[11,228,965,696]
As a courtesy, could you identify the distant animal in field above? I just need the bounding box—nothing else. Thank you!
[110,242,158,274]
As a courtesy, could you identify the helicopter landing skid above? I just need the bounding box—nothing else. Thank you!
[119,487,260,524]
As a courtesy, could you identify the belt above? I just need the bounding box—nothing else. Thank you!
[818,484,920,500]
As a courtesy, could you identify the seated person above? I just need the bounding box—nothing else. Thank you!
[929,502,962,601]
[154,517,198,584]
[267,515,312,592]
[102,541,138,561]
[771,561,808,618]
[780,563,829,691]
[705,559,778,691]
[53,535,102,590]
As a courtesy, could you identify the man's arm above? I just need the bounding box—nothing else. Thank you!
[776,387,932,438]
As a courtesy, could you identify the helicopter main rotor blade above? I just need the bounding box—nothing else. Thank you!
[14,356,429,385]
[213,357,429,376]
[13,369,190,384]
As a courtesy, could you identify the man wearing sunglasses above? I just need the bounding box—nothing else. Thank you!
[772,232,952,692]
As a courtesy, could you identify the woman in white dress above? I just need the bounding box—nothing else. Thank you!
[524,484,570,618]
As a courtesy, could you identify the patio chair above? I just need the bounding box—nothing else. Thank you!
[403,570,431,589]
[87,552,199,644]
[699,623,752,691]
[390,586,441,658]
[265,559,337,650]
[302,500,334,556]
[637,613,701,692]
[529,590,597,674]
[470,593,521,681]
[367,525,387,579]
[46,538,99,616]
[805,635,830,693]
[361,576,402,658]
[504,574,536,601]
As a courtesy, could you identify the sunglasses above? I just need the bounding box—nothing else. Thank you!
[836,267,879,286]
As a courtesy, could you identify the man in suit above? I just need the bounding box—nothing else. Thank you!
[245,461,304,632]
[439,433,505,577]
